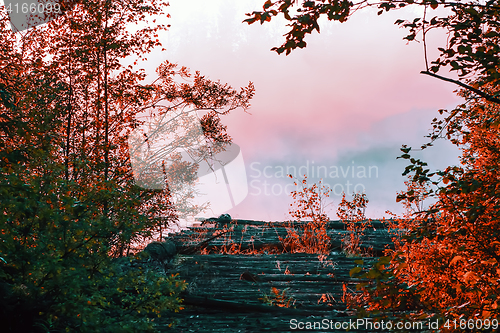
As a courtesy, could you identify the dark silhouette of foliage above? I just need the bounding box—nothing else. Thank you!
[246,0,500,104]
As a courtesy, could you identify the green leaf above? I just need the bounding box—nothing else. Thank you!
[366,269,382,279]
[349,266,363,277]
[484,31,499,38]
[458,45,467,54]
[400,146,411,153]
[378,256,391,265]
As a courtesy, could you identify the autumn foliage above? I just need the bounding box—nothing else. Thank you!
[348,92,500,325]
[280,175,332,254]
[337,192,370,257]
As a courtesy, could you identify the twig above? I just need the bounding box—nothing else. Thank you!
[422,4,429,72]
[420,71,500,105]
[179,229,232,255]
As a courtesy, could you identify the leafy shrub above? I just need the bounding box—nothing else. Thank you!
[280,175,332,254]
[259,287,295,308]
[0,168,187,332]
[336,192,371,257]
[349,87,500,325]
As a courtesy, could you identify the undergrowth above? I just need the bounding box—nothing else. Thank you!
[279,175,332,254]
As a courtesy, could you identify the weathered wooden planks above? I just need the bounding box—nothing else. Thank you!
[170,219,396,256]
[154,220,403,332]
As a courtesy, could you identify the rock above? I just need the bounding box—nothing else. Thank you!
[239,270,260,283]
[217,214,232,223]
[201,214,232,226]
[143,240,177,264]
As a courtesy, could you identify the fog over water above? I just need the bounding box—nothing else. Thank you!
[136,0,462,226]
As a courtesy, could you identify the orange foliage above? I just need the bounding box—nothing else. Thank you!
[259,287,295,308]
[280,175,332,254]
[351,88,500,325]
[337,192,371,256]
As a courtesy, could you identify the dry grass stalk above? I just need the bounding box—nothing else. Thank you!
[280,175,332,254]
[337,192,371,257]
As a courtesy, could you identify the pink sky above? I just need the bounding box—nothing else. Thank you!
[143,1,463,222]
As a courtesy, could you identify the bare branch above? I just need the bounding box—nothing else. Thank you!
[420,71,500,105]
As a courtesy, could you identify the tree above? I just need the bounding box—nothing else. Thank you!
[391,85,500,320]
[0,0,254,331]
[128,61,254,220]
[347,89,500,323]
